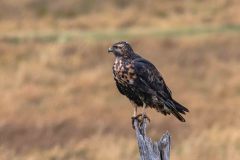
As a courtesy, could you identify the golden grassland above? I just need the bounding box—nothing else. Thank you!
[0,0,240,31]
[0,0,240,159]
[0,33,240,160]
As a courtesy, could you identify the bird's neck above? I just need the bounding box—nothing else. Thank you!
[115,52,136,60]
[114,57,124,64]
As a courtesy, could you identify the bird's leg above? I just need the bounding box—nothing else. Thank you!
[133,105,137,117]
[141,103,150,124]
[142,103,146,117]
[132,103,150,127]
[131,103,150,129]
[131,105,138,129]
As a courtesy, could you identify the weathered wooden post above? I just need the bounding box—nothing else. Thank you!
[133,119,171,160]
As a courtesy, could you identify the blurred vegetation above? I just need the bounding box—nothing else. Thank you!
[0,0,240,160]
[0,0,239,31]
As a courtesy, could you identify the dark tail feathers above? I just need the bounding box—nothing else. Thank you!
[165,99,189,122]
[173,99,189,114]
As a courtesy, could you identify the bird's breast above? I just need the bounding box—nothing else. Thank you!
[113,59,137,85]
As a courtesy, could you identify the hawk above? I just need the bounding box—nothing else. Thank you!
[108,41,189,126]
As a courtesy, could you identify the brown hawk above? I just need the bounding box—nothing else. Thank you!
[108,41,189,126]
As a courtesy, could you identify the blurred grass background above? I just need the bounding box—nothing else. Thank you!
[0,0,240,160]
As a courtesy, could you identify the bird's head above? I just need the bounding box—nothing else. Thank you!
[108,41,134,58]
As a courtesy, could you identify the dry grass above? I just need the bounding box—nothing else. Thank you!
[0,0,240,31]
[0,0,240,159]
[0,33,240,160]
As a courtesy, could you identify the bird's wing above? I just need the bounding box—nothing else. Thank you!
[133,58,187,122]
[133,58,172,100]
[115,80,125,95]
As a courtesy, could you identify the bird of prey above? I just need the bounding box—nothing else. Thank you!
[108,41,189,126]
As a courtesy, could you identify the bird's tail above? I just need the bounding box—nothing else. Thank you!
[172,99,189,114]
[164,99,189,122]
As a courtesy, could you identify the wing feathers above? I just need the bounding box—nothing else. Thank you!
[132,57,189,122]
[164,100,186,122]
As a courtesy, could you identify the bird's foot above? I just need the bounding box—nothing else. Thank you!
[131,114,150,129]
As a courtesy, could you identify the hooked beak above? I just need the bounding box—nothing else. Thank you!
[108,47,113,53]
